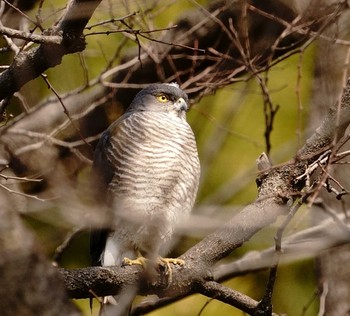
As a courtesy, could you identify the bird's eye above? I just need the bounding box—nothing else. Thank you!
[156,94,169,103]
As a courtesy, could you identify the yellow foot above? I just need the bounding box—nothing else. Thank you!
[122,256,147,266]
[158,257,185,266]
[158,257,185,284]
[122,256,184,283]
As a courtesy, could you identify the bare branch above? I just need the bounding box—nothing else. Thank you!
[194,281,279,315]
[0,24,62,44]
[214,212,350,282]
[0,182,46,201]
[0,0,102,102]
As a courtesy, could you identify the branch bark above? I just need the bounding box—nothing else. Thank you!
[214,212,350,282]
[0,0,102,101]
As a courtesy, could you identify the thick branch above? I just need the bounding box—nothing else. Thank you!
[181,199,286,266]
[214,213,350,282]
[61,198,286,294]
[0,25,62,44]
[0,0,102,101]
[195,281,259,314]
[58,191,287,316]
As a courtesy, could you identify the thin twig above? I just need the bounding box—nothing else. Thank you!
[86,11,139,29]
[0,182,46,201]
[1,0,39,26]
[40,74,93,152]
[52,227,82,265]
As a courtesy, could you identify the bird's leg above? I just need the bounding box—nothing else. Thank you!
[157,257,185,284]
[122,253,185,284]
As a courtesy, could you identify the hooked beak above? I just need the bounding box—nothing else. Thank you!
[175,97,188,112]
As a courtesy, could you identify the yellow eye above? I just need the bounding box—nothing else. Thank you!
[156,94,169,103]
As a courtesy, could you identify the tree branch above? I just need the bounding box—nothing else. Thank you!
[0,0,102,102]
[214,211,350,282]
[194,281,276,315]
[0,24,62,44]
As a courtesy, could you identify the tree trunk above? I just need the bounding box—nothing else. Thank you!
[309,7,350,315]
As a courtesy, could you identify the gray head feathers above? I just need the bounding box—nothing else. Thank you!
[127,83,188,113]
[167,82,180,88]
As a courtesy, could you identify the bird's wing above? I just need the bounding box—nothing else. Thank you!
[89,116,126,266]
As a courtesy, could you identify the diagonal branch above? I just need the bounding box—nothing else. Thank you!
[0,24,62,44]
[214,212,350,282]
[0,0,102,102]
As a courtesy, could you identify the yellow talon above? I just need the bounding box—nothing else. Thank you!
[158,257,185,284]
[159,257,185,266]
[122,256,184,283]
[122,256,147,266]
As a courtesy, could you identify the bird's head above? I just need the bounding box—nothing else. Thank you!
[128,83,189,119]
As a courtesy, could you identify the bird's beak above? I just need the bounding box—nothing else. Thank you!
[175,97,188,112]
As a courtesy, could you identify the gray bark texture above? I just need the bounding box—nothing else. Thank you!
[309,6,350,315]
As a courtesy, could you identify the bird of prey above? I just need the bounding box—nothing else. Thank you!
[90,83,200,312]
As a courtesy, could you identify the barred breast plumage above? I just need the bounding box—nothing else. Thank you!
[90,83,200,269]
[104,111,199,259]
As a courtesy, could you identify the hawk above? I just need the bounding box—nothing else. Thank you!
[90,83,200,311]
